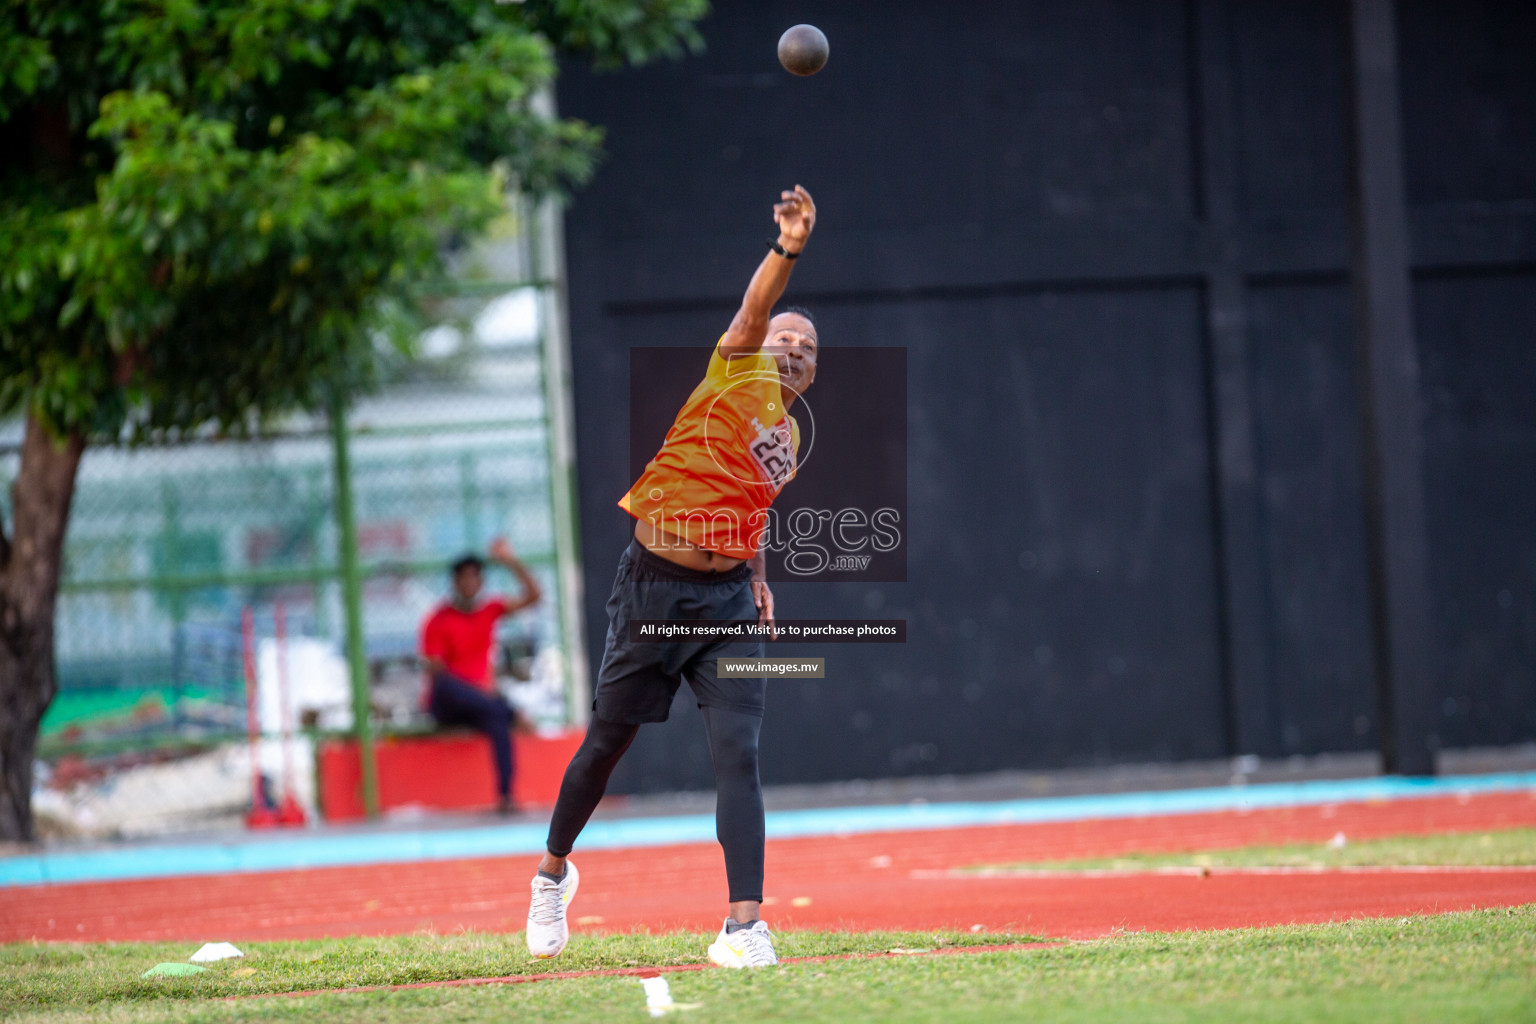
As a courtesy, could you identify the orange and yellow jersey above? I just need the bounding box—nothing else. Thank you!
[620,336,801,559]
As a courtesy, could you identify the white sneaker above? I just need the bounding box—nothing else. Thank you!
[526,861,580,959]
[707,918,778,968]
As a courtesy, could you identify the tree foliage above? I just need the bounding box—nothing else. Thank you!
[0,0,706,842]
[0,0,708,439]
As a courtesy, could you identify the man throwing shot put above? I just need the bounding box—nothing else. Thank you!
[526,185,819,968]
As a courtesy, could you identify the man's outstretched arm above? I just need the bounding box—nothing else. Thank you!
[489,537,543,614]
[719,185,816,358]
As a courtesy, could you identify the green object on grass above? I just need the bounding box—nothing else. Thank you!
[140,962,207,978]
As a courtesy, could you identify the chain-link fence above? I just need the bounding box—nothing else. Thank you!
[8,197,586,840]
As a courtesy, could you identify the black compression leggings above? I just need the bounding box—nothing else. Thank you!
[545,705,765,903]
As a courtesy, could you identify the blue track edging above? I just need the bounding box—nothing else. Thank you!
[3,771,1532,889]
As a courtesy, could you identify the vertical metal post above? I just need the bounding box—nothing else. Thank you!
[329,396,380,814]
[528,184,591,725]
[459,450,482,550]
[305,464,330,637]
[1192,0,1275,758]
[160,484,189,730]
[1348,0,1436,776]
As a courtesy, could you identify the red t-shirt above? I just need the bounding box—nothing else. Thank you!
[420,598,509,693]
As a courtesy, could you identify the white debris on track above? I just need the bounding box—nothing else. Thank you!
[637,976,701,1017]
[190,942,244,962]
[641,976,674,1017]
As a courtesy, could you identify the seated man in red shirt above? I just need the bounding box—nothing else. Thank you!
[419,537,542,814]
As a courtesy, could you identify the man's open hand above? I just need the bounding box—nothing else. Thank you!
[773,185,815,252]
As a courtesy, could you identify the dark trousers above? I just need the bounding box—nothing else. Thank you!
[546,706,765,903]
[544,540,769,903]
[429,673,515,800]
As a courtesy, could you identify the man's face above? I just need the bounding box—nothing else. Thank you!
[765,312,818,400]
[453,566,483,603]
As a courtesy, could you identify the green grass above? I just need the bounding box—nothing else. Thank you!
[4,909,1535,1023]
[0,930,1024,1016]
[967,827,1536,873]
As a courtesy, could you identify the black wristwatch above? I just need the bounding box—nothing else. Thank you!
[767,239,800,259]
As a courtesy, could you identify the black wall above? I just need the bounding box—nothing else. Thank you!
[556,0,1536,792]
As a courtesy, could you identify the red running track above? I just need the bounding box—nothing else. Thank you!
[5,790,1534,943]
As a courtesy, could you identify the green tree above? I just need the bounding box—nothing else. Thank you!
[0,0,707,841]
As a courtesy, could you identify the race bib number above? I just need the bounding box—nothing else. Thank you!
[749,417,796,492]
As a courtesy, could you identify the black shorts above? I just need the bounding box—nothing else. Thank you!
[593,539,766,724]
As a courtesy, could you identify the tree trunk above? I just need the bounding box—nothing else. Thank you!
[0,414,85,842]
